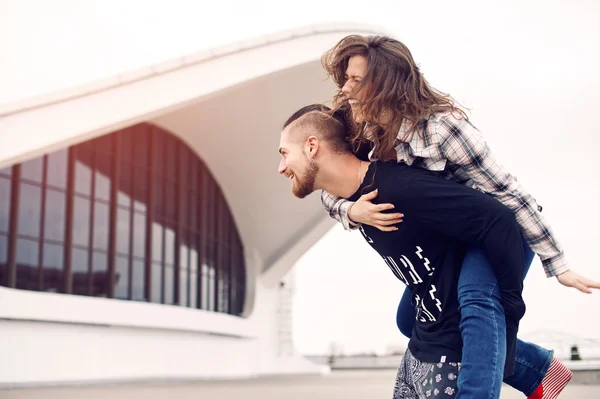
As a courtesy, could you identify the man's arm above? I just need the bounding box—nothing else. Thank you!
[434,114,566,277]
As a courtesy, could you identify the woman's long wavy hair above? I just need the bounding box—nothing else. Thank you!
[322,34,467,161]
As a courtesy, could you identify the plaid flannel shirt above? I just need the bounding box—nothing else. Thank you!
[321,112,568,277]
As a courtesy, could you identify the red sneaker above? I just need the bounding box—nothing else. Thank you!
[527,358,573,399]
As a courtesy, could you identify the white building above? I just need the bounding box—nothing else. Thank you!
[0,11,389,386]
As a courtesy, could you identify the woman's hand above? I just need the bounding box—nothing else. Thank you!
[348,189,404,232]
[556,270,600,293]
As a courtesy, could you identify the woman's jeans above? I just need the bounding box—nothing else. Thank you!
[396,239,553,398]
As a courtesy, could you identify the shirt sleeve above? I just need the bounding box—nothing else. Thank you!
[320,190,360,231]
[434,115,568,277]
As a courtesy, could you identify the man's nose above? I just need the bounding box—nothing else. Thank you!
[278,158,287,175]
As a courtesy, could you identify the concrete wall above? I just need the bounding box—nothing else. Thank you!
[0,319,257,385]
[0,271,325,387]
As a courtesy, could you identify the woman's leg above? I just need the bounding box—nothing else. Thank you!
[503,242,572,398]
[455,239,553,399]
[504,340,554,396]
[396,287,416,338]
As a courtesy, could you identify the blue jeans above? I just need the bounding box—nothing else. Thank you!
[396,239,553,398]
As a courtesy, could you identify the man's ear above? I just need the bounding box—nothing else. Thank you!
[305,136,320,158]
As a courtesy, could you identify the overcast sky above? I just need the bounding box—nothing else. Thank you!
[2,0,599,358]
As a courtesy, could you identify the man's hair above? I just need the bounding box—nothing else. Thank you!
[283,105,352,154]
[283,103,345,129]
[321,34,467,161]
[283,104,371,160]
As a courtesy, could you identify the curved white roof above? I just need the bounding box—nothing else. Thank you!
[0,22,390,116]
[0,0,394,108]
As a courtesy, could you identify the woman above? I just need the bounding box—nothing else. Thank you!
[319,34,598,399]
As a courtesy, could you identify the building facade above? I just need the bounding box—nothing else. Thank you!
[0,123,245,314]
[0,21,388,387]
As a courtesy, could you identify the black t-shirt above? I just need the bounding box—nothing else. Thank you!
[347,161,525,371]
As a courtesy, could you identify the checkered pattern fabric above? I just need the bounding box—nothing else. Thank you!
[321,112,567,277]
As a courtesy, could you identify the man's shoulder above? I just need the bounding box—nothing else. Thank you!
[375,160,440,181]
[374,160,418,179]
[373,161,442,198]
[375,160,472,201]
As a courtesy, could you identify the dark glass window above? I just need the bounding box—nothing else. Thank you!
[92,251,109,297]
[0,123,245,316]
[152,222,163,262]
[116,208,130,255]
[71,247,89,295]
[201,260,209,310]
[93,202,109,251]
[133,212,145,258]
[94,159,111,202]
[189,247,198,309]
[43,243,64,292]
[20,157,43,183]
[72,197,91,247]
[132,166,148,212]
[117,160,131,207]
[18,183,42,238]
[0,177,10,233]
[0,234,8,287]
[0,235,7,263]
[151,262,162,303]
[46,150,68,189]
[74,155,92,196]
[132,259,145,301]
[164,265,174,305]
[44,190,66,242]
[115,256,129,299]
[16,239,39,291]
[179,243,189,307]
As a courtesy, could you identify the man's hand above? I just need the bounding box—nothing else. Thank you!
[347,189,404,232]
[556,270,600,293]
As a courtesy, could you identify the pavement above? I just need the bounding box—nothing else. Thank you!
[1,370,597,399]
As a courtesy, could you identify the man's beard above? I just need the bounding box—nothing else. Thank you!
[293,160,319,199]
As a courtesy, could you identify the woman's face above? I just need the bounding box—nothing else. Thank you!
[341,55,369,123]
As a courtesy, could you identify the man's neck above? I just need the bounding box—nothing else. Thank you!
[315,155,370,199]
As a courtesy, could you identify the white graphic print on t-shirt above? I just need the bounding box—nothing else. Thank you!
[359,226,442,324]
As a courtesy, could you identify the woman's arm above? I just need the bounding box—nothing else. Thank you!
[434,113,599,292]
[320,189,403,232]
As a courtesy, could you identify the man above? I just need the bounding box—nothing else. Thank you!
[278,106,528,398]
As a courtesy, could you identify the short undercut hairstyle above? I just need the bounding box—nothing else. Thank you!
[283,104,372,161]
[285,111,352,155]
